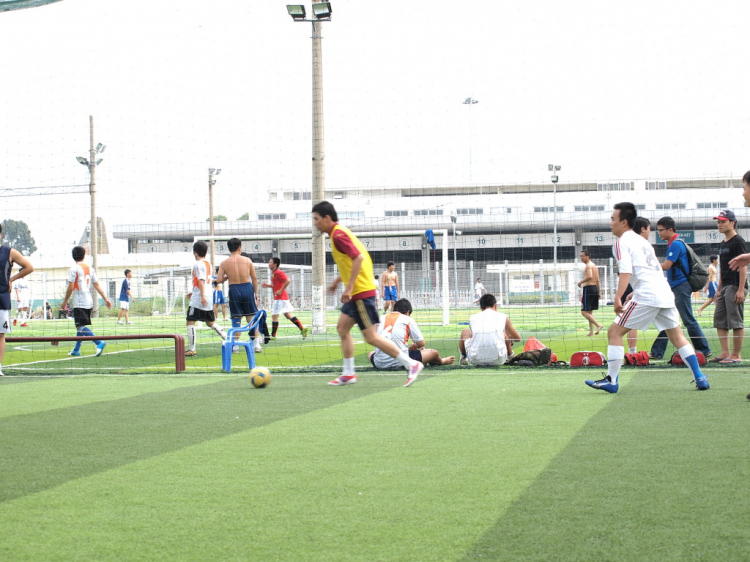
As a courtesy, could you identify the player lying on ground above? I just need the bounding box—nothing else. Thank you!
[368,298,455,369]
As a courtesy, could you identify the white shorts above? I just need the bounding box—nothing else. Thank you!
[615,301,681,332]
[18,299,29,309]
[0,309,11,334]
[272,300,295,316]
[119,300,130,310]
[466,339,507,367]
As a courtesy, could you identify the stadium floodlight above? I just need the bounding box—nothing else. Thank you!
[209,168,216,175]
[551,175,559,183]
[286,4,306,19]
[312,2,332,19]
[548,164,553,171]
[99,144,106,153]
[76,156,89,166]
[216,169,222,175]
[554,165,561,171]
[96,143,103,152]
[96,159,103,166]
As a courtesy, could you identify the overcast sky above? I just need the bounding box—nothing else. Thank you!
[1,0,748,255]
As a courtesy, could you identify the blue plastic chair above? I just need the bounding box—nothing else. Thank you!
[221,310,267,373]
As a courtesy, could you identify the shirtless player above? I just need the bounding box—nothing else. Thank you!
[381,261,399,314]
[216,238,262,353]
[578,249,603,336]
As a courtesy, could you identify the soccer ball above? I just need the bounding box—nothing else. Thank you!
[250,366,272,388]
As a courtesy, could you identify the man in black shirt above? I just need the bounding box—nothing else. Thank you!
[712,209,746,363]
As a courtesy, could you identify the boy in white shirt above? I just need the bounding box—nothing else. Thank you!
[185,241,226,357]
[586,202,709,393]
[459,294,521,366]
[61,246,112,357]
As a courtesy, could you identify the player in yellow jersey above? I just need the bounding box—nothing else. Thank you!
[312,201,424,387]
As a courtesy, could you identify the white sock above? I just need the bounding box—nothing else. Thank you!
[677,344,695,361]
[607,345,625,385]
[343,357,355,376]
[187,325,196,351]
[629,347,638,354]
[394,351,415,369]
[212,324,226,340]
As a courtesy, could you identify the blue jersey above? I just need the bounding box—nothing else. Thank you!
[119,278,130,301]
[665,238,689,288]
[0,246,11,310]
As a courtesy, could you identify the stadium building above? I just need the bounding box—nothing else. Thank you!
[112,176,747,307]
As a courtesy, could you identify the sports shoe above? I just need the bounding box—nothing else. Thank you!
[254,342,263,353]
[68,350,81,357]
[404,361,424,387]
[301,327,309,340]
[185,350,197,357]
[126,321,133,325]
[0,369,4,376]
[693,376,710,391]
[232,345,241,354]
[117,321,123,325]
[20,322,28,327]
[585,375,619,393]
[459,356,469,366]
[328,375,358,386]
[95,342,106,357]
[12,319,17,326]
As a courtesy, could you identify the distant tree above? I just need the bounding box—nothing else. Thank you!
[236,212,249,220]
[206,215,228,222]
[1,219,37,256]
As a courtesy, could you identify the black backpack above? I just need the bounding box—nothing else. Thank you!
[507,348,552,367]
[672,239,709,292]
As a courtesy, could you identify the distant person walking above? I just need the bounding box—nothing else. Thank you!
[472,277,486,304]
[578,250,603,336]
[381,262,400,314]
[117,269,133,325]
[697,255,719,317]
[0,222,34,376]
[61,246,112,358]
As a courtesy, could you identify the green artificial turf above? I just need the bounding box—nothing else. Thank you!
[1,369,748,561]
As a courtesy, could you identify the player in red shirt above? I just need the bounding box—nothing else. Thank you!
[261,258,308,340]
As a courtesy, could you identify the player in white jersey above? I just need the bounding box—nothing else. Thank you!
[459,293,521,366]
[61,246,112,357]
[368,299,455,369]
[185,241,226,356]
[14,277,30,325]
[585,203,709,393]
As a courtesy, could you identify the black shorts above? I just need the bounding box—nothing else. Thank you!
[581,286,600,311]
[341,296,380,331]
[229,283,258,318]
[73,307,92,327]
[187,307,216,323]
[369,348,422,369]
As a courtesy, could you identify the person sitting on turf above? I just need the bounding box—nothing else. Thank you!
[368,298,455,369]
[459,293,521,366]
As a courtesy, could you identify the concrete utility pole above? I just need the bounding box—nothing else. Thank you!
[76,116,105,316]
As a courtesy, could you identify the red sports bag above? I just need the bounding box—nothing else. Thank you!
[624,351,650,366]
[570,351,607,367]
[669,351,707,367]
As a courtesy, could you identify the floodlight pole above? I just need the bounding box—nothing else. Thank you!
[463,98,478,182]
[287,2,332,334]
[311,5,328,334]
[88,116,99,316]
[208,169,218,268]
[549,164,561,305]
[451,215,458,308]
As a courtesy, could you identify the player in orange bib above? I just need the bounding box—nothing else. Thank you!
[312,201,424,387]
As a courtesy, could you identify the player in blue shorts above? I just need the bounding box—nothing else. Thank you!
[381,261,399,314]
[212,267,227,321]
[697,255,718,316]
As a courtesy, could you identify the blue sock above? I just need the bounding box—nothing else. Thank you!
[678,345,704,379]
[79,326,101,347]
